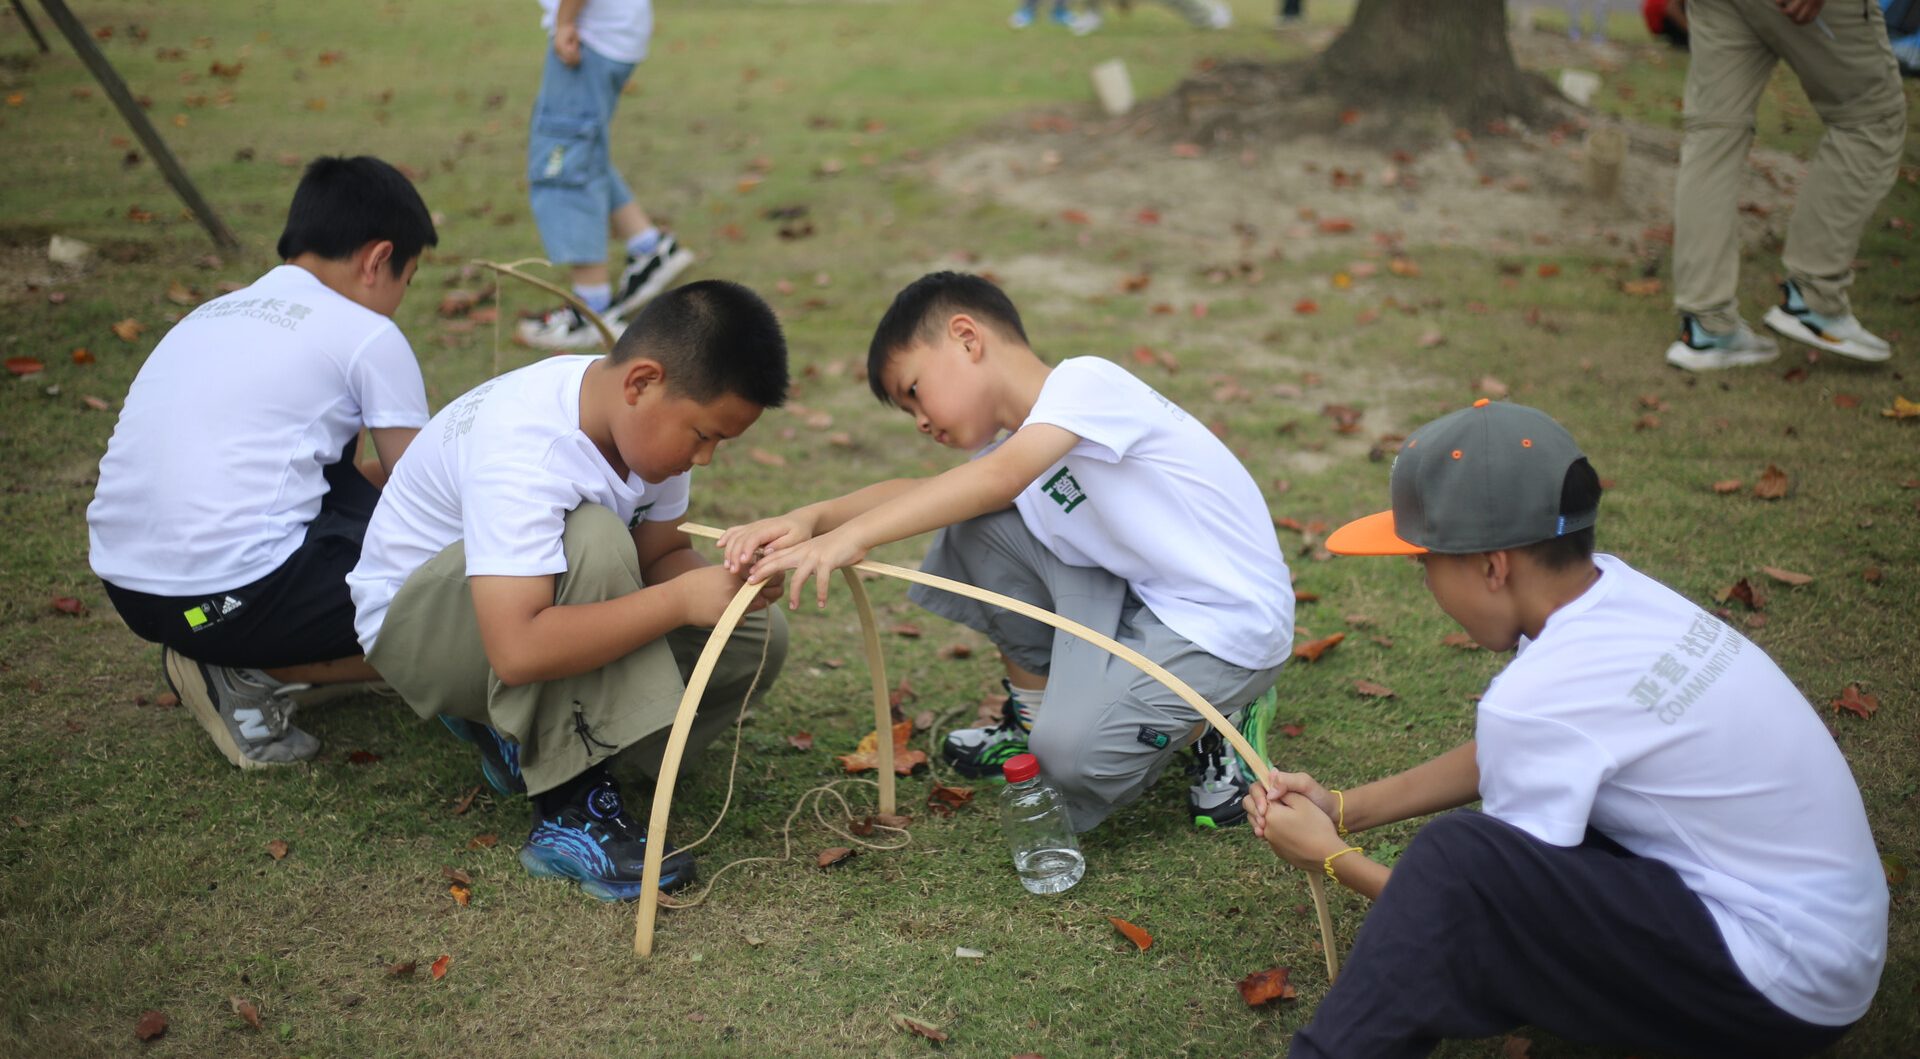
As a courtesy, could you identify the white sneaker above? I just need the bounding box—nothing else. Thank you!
[1762,282,1891,363]
[1067,9,1103,34]
[515,305,620,350]
[1664,315,1780,373]
[609,235,697,320]
[1203,0,1233,29]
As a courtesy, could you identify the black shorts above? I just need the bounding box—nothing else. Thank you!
[103,439,379,670]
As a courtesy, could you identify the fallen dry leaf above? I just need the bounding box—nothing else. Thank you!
[1109,916,1153,951]
[1620,277,1664,296]
[1710,479,1743,494]
[1440,632,1482,650]
[430,954,451,980]
[134,1010,168,1041]
[229,996,262,1030]
[1473,375,1508,397]
[441,866,473,886]
[1833,393,1862,410]
[71,348,94,365]
[449,784,480,815]
[1882,396,1920,419]
[1293,632,1345,662]
[891,622,922,638]
[1353,679,1396,698]
[1502,1036,1533,1059]
[1280,723,1306,738]
[817,846,853,868]
[5,356,45,376]
[926,782,976,817]
[385,960,416,977]
[266,839,290,860]
[1236,966,1297,1007]
[51,596,87,616]
[1716,578,1767,610]
[1752,464,1790,500]
[111,318,146,342]
[1760,566,1813,587]
[787,731,814,751]
[748,447,787,468]
[875,812,913,829]
[448,883,471,906]
[467,832,499,850]
[1831,684,1879,720]
[1863,567,1883,583]
[1634,414,1661,432]
[165,281,198,306]
[1293,298,1319,315]
[838,720,927,775]
[890,1014,948,1042]
[82,395,111,411]
[347,749,382,765]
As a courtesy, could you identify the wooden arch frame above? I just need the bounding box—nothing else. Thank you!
[635,525,1338,981]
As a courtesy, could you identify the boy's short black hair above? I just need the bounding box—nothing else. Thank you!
[612,280,789,408]
[1515,457,1601,571]
[276,156,437,276]
[866,271,1030,404]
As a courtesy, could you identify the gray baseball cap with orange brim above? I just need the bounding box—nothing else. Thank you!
[1326,399,1595,556]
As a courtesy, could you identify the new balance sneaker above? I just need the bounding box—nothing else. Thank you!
[1664,314,1780,373]
[941,682,1035,779]
[519,778,695,900]
[515,304,617,351]
[164,647,319,769]
[1762,281,1892,363]
[439,716,526,796]
[608,235,697,320]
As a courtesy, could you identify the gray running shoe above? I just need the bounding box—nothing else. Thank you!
[164,647,320,768]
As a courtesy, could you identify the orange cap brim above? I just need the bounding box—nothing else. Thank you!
[1324,509,1428,556]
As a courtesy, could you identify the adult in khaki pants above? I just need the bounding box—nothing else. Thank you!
[1666,0,1906,372]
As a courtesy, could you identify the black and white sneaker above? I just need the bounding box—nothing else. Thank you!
[608,235,696,319]
[1187,727,1248,829]
[941,682,1035,780]
[515,304,617,351]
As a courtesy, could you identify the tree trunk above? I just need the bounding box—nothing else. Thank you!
[1313,0,1543,126]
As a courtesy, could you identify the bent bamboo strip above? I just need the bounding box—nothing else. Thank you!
[640,525,1338,982]
[471,258,620,352]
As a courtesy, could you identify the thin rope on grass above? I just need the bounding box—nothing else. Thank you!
[658,779,911,912]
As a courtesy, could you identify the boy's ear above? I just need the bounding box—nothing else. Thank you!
[621,356,667,404]
[948,313,985,360]
[355,239,396,285]
[1482,551,1512,591]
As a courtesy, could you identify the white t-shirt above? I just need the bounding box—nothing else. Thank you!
[348,355,689,651]
[538,0,651,64]
[88,265,428,596]
[987,356,1293,670]
[1476,554,1887,1026]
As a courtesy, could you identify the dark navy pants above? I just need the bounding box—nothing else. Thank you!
[1291,811,1853,1059]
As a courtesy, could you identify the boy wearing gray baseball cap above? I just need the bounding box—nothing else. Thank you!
[1245,399,1887,1057]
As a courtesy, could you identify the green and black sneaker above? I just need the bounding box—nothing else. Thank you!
[941,684,1035,780]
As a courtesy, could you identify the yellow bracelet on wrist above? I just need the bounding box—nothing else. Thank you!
[1331,788,1349,836]
[1323,845,1363,881]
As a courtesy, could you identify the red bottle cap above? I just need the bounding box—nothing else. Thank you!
[1002,753,1039,783]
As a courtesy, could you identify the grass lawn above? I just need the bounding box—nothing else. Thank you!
[1,1,1915,1055]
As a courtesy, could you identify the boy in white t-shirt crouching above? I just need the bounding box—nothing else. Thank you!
[1247,400,1888,1057]
[720,272,1295,832]
[88,156,437,770]
[348,280,790,900]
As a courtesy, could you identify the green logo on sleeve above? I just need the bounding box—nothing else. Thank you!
[1042,466,1088,513]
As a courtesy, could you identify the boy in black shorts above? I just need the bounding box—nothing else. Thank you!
[88,157,436,768]
[1247,400,1887,1057]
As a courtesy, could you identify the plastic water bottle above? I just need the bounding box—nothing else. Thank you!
[999,752,1085,895]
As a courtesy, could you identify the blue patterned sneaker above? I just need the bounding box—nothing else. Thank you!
[1762,280,1892,363]
[1009,4,1037,28]
[439,716,526,796]
[1047,2,1074,27]
[941,681,1035,779]
[519,779,695,900]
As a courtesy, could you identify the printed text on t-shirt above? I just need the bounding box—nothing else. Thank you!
[1042,466,1088,513]
[1628,611,1743,725]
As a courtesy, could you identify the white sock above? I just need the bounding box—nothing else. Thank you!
[574,283,612,313]
[626,227,661,259]
[1005,682,1044,728]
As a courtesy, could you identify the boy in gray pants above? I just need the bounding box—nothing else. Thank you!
[720,272,1294,832]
